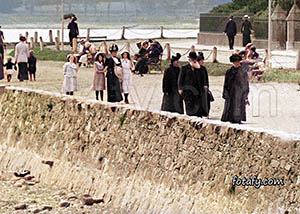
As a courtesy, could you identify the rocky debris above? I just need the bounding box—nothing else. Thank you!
[42,206,53,211]
[14,204,27,210]
[81,194,104,206]
[41,160,54,167]
[14,180,26,187]
[60,201,70,208]
[32,208,42,213]
[14,170,30,178]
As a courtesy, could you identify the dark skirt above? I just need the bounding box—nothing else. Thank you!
[107,72,123,103]
[161,92,184,114]
[0,57,4,80]
[243,34,251,47]
[18,62,29,81]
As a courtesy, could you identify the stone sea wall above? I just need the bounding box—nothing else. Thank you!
[0,87,299,214]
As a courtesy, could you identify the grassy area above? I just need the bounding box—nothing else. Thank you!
[9,48,72,62]
[262,68,300,83]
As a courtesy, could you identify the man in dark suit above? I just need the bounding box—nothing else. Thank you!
[224,15,237,50]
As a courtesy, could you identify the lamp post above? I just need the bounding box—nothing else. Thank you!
[267,0,272,68]
[61,0,64,50]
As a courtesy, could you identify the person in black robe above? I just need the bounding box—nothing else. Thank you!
[0,42,4,80]
[196,52,212,117]
[67,16,79,47]
[178,51,203,116]
[241,15,252,47]
[105,44,123,103]
[161,53,183,114]
[28,50,37,81]
[0,26,4,45]
[221,54,250,124]
[224,15,237,50]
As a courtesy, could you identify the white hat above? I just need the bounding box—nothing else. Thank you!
[244,15,250,19]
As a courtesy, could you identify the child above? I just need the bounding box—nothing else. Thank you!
[92,52,106,101]
[4,58,16,82]
[62,54,79,96]
[28,50,37,81]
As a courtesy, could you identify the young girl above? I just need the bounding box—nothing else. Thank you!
[62,54,78,95]
[121,51,134,104]
[4,58,16,82]
[92,52,106,101]
[28,50,37,81]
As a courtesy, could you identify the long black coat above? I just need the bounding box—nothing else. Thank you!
[161,65,183,114]
[178,64,206,116]
[0,43,4,80]
[196,66,211,117]
[221,66,249,123]
[241,20,252,47]
[225,19,237,37]
[105,57,123,103]
[67,21,79,38]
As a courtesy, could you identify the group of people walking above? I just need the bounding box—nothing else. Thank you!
[63,43,133,105]
[224,15,253,49]
[161,51,249,124]
[0,35,37,83]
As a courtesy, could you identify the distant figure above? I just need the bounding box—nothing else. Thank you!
[147,40,163,63]
[221,54,250,124]
[241,15,253,47]
[0,42,4,80]
[67,16,79,47]
[121,51,134,104]
[92,52,106,101]
[28,50,37,81]
[15,36,29,82]
[4,58,16,82]
[161,53,184,114]
[0,26,4,45]
[62,54,79,96]
[224,15,237,50]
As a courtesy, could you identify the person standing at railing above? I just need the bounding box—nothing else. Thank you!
[0,26,4,45]
[0,42,4,80]
[241,15,253,47]
[67,16,79,48]
[224,15,237,50]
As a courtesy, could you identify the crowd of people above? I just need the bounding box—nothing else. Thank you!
[0,34,37,83]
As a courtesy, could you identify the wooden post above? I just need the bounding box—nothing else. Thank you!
[126,42,130,54]
[25,32,29,43]
[160,26,164,39]
[72,38,77,53]
[87,28,90,41]
[121,26,126,40]
[166,43,171,61]
[34,32,38,44]
[103,41,108,55]
[39,37,45,51]
[30,37,35,49]
[212,47,218,63]
[55,37,60,51]
[49,30,54,43]
[57,30,60,42]
[296,50,300,70]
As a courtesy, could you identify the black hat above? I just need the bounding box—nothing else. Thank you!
[230,54,242,63]
[171,53,181,64]
[197,52,205,61]
[109,43,119,52]
[188,51,197,60]
[250,46,256,51]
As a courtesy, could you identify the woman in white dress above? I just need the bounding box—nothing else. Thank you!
[121,51,134,104]
[62,54,79,95]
